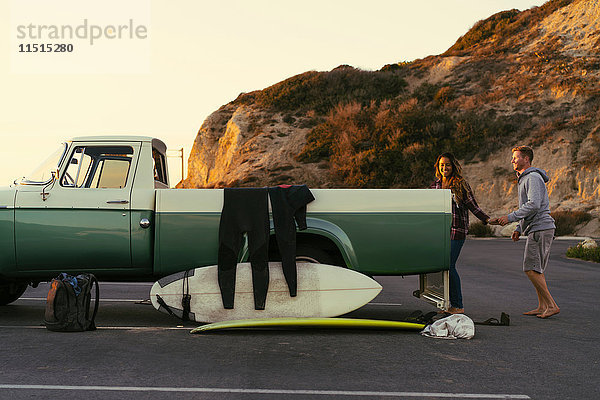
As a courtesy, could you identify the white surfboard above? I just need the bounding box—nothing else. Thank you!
[150,262,382,323]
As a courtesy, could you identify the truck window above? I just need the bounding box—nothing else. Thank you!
[22,143,67,185]
[91,159,130,188]
[61,146,133,189]
[152,148,167,185]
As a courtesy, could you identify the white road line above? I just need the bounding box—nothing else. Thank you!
[0,384,531,398]
[19,298,147,302]
[0,326,189,330]
[0,326,46,329]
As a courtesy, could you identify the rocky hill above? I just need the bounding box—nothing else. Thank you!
[180,0,600,237]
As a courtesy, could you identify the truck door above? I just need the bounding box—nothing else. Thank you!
[14,143,140,272]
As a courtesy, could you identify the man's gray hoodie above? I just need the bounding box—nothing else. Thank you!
[507,167,556,235]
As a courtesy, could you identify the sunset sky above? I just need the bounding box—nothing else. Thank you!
[1,0,546,186]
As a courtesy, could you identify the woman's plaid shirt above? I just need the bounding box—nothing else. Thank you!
[430,179,490,240]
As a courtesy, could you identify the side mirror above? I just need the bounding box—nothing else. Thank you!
[41,171,57,201]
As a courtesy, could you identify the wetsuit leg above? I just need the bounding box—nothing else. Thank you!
[218,188,270,310]
[217,208,243,309]
[268,185,315,297]
[217,237,242,309]
[248,226,270,310]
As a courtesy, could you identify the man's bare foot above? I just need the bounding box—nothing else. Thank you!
[537,307,560,319]
[448,307,464,314]
[523,309,543,315]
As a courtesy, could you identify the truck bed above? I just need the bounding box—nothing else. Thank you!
[154,188,451,276]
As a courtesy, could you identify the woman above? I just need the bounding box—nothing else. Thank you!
[431,153,490,314]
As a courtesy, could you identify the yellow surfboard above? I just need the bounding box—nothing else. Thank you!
[190,317,425,333]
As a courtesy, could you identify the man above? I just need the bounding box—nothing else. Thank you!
[494,146,559,319]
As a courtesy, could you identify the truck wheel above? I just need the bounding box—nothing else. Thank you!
[0,282,28,306]
[295,245,344,267]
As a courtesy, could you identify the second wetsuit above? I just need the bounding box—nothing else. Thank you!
[268,185,315,297]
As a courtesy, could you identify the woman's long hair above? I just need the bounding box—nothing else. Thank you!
[434,152,469,204]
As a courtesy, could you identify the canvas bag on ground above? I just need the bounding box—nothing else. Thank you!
[421,314,475,339]
[44,273,99,332]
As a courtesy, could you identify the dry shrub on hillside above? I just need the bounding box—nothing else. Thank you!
[530,121,557,147]
[551,210,593,236]
[434,86,455,106]
[297,84,516,188]
[447,9,521,54]
[445,0,574,56]
[236,67,408,114]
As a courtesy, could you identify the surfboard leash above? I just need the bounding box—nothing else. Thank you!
[154,270,193,322]
[155,294,178,319]
[181,269,192,321]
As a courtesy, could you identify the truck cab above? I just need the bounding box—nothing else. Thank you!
[0,136,167,303]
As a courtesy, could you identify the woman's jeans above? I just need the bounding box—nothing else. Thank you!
[450,239,466,309]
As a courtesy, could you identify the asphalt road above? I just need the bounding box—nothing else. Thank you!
[0,238,598,400]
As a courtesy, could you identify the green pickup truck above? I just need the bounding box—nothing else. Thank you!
[0,136,451,308]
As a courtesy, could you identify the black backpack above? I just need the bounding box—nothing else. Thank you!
[44,273,99,332]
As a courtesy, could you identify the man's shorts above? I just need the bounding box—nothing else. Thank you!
[523,229,555,273]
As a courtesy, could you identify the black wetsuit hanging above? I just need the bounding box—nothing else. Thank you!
[217,188,270,310]
[268,185,315,297]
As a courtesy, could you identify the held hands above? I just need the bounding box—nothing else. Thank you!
[489,216,510,226]
[497,216,510,226]
[489,215,520,241]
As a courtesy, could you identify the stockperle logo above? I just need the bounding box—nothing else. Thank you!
[10,0,151,74]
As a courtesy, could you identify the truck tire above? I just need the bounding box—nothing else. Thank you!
[295,244,345,267]
[0,282,28,306]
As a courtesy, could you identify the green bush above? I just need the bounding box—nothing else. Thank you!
[412,83,441,104]
[551,211,593,236]
[469,221,494,237]
[446,9,521,53]
[296,122,336,163]
[235,66,408,114]
[566,244,600,263]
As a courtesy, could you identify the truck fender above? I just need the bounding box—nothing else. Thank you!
[240,217,358,270]
[300,217,358,269]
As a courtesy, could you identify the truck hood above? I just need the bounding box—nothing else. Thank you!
[0,186,16,208]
